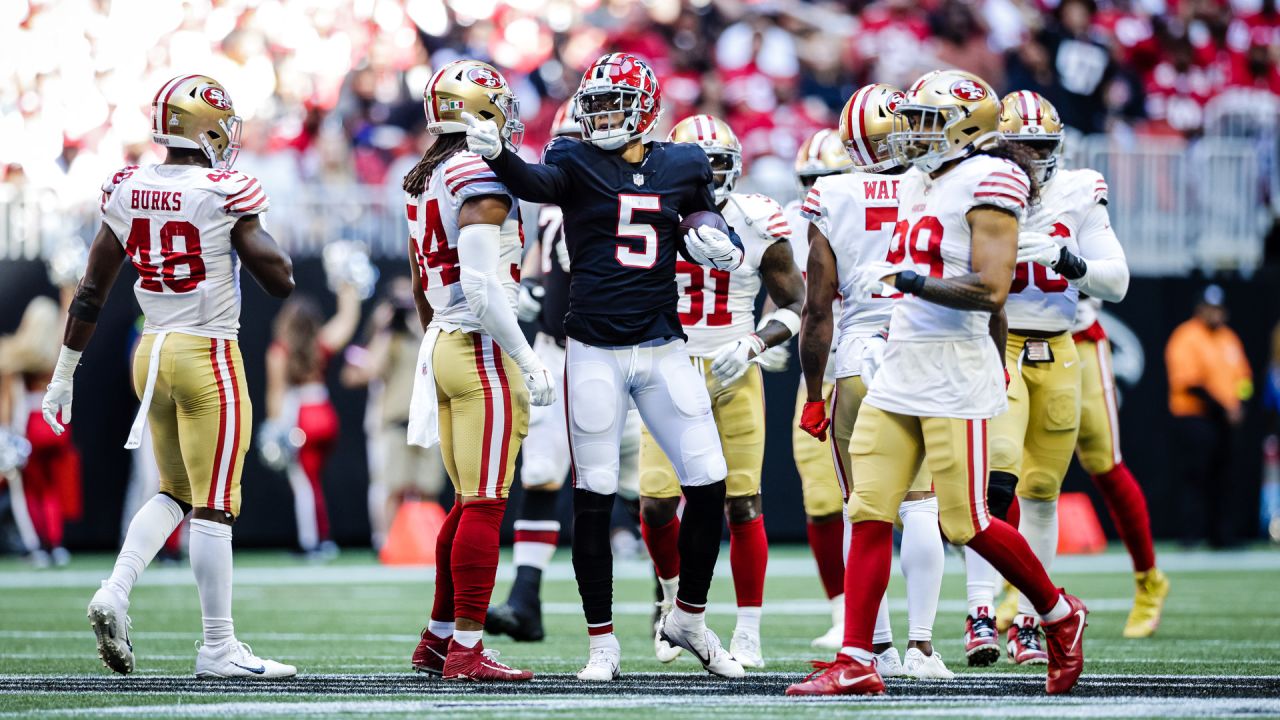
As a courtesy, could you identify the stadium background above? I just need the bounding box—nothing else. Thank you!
[1,0,1279,550]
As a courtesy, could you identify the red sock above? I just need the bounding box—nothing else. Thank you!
[451,499,507,624]
[842,520,893,652]
[641,515,681,580]
[1006,496,1021,527]
[163,521,184,555]
[806,517,845,600]
[1092,462,1155,572]
[430,502,463,622]
[967,518,1060,614]
[729,515,768,608]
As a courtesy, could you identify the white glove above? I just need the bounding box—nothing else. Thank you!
[1017,231,1061,267]
[41,347,81,436]
[710,335,766,386]
[554,236,571,272]
[852,261,901,298]
[517,283,543,323]
[462,112,502,160]
[523,364,556,407]
[753,343,789,372]
[684,226,742,271]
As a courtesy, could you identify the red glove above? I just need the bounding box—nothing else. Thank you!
[800,400,831,441]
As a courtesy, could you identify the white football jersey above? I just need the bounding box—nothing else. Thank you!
[1072,295,1103,334]
[801,172,900,378]
[405,151,523,333]
[1005,168,1109,332]
[866,154,1031,419]
[678,192,788,357]
[784,198,836,384]
[100,164,269,339]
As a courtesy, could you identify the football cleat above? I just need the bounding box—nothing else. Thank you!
[410,628,449,676]
[1123,568,1170,639]
[995,582,1018,633]
[1042,592,1088,694]
[652,601,682,663]
[87,583,134,675]
[441,639,532,682]
[785,654,885,696]
[194,640,296,679]
[729,627,764,669]
[577,638,621,682]
[812,598,844,649]
[872,646,902,678]
[485,602,545,643]
[902,647,955,680]
[963,608,1001,667]
[659,613,744,678]
[1007,615,1049,665]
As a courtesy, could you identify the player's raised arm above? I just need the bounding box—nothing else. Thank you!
[230,215,294,298]
[465,113,572,204]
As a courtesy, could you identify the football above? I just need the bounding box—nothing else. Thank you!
[678,210,729,237]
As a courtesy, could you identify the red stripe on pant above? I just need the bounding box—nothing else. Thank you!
[221,342,242,513]
[207,339,229,510]
[729,515,768,607]
[472,335,495,497]
[451,499,508,624]
[488,338,514,498]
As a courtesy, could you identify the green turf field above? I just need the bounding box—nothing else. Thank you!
[1,544,1278,718]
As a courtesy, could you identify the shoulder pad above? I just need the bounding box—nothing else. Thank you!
[442,151,501,198]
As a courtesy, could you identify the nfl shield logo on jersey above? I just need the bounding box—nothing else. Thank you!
[634,174,645,186]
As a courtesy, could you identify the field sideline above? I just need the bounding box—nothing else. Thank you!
[1,545,1278,718]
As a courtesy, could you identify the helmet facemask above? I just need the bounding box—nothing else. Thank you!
[1009,137,1062,184]
[206,115,242,169]
[576,84,654,151]
[706,147,742,203]
[889,104,999,173]
[493,92,524,151]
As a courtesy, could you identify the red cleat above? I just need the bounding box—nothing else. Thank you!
[411,629,449,676]
[963,607,1001,667]
[785,654,885,696]
[1042,592,1088,694]
[442,639,533,682]
[1006,616,1049,666]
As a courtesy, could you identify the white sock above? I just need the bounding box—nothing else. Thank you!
[736,606,761,635]
[1017,497,1060,617]
[964,546,1000,616]
[589,632,619,651]
[1042,594,1070,624]
[189,519,235,647]
[428,620,455,638]
[899,497,943,642]
[841,506,852,566]
[453,629,483,648]
[106,494,185,599]
[287,464,319,551]
[512,520,560,571]
[671,605,704,631]
[659,576,679,605]
[830,594,845,628]
[841,646,873,663]
[872,591,893,645]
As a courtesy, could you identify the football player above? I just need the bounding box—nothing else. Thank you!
[962,90,1132,666]
[786,70,1087,697]
[44,75,296,677]
[636,114,806,669]
[1072,295,1169,638]
[465,53,746,681]
[796,85,952,681]
[402,60,555,682]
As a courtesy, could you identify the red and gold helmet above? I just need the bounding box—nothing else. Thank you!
[839,83,905,173]
[423,60,524,151]
[551,97,581,138]
[889,70,1001,173]
[575,53,662,151]
[999,90,1064,183]
[669,114,741,203]
[151,75,241,168]
[793,129,851,192]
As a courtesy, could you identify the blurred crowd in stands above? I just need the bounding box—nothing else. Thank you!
[2,0,1279,206]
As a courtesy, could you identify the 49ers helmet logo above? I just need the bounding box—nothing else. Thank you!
[200,86,232,111]
[949,80,987,101]
[886,91,905,113]
[467,67,505,89]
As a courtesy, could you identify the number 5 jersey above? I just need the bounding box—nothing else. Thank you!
[100,164,270,339]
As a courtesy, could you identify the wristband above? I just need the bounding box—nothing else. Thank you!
[1052,247,1087,280]
[893,270,926,294]
[68,296,101,323]
[745,334,768,355]
[52,346,82,383]
[760,308,801,338]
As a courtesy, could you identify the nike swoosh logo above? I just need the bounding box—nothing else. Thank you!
[481,662,524,675]
[1063,361,1075,368]
[838,672,876,687]
[232,662,266,674]
[1069,609,1086,652]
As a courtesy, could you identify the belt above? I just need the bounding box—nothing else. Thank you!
[1011,328,1065,340]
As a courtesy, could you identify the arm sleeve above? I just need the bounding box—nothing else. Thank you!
[482,140,572,204]
[1071,203,1129,302]
[456,224,538,372]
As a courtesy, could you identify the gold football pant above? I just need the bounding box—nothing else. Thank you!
[133,333,250,517]
[832,376,932,510]
[848,404,991,544]
[641,361,763,499]
[989,331,1082,502]
[792,381,844,517]
[433,329,530,499]
[1074,337,1123,475]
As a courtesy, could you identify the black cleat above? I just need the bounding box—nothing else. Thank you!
[484,602,545,642]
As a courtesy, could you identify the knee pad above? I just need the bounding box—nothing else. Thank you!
[572,442,620,495]
[679,423,727,485]
[640,496,679,527]
[658,353,711,419]
[987,471,1018,520]
[989,435,1022,475]
[569,362,618,434]
[1016,470,1062,502]
[726,494,761,524]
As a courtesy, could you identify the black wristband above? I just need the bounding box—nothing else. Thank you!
[894,270,926,294]
[1052,246,1087,280]
[68,297,101,323]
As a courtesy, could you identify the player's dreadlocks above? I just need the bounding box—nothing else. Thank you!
[402,133,469,196]
[978,139,1041,206]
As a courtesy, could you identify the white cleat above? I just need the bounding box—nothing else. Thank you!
[729,628,765,669]
[194,640,297,679]
[653,602,682,663]
[659,614,744,679]
[902,647,955,680]
[577,640,621,682]
[87,583,134,675]
[873,646,903,678]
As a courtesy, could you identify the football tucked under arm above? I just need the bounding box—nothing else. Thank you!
[679,211,743,271]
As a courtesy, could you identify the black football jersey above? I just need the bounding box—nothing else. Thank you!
[487,138,740,346]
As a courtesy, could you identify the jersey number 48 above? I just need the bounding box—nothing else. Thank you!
[124,218,206,293]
